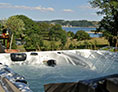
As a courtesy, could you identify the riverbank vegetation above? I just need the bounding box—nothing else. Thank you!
[0,13,117,51]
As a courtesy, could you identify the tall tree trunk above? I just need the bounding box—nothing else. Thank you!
[37,44,40,51]
[10,34,14,49]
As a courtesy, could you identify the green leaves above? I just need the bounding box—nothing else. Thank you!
[74,30,90,41]
[15,15,43,50]
[7,16,25,36]
[49,24,67,46]
[90,0,118,15]
[16,15,40,35]
[67,31,74,39]
[90,0,118,47]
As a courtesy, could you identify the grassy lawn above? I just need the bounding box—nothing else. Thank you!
[88,37,109,46]
[17,45,26,52]
[16,37,109,51]
[65,37,109,50]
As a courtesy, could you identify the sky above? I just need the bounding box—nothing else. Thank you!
[0,0,102,21]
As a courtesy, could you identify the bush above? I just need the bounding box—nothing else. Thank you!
[74,30,91,41]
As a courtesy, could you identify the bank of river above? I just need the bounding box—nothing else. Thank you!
[62,27,102,38]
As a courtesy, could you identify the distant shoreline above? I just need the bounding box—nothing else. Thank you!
[62,26,96,28]
[87,31,102,34]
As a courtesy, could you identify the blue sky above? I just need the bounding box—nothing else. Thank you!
[0,0,102,21]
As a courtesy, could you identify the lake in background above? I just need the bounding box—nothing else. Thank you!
[62,27,102,38]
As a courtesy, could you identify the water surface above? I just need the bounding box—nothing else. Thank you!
[10,62,118,92]
[62,27,102,37]
[9,51,118,92]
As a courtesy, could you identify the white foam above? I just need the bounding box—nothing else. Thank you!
[0,50,117,71]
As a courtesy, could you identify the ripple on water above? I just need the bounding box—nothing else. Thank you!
[10,62,118,92]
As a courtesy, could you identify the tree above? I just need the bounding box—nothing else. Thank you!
[7,16,25,36]
[69,43,74,49]
[67,31,74,39]
[16,15,40,37]
[49,24,67,49]
[24,33,43,50]
[49,24,67,41]
[40,20,97,27]
[0,19,8,34]
[15,15,42,50]
[0,23,2,31]
[6,16,25,49]
[59,29,67,48]
[90,0,118,50]
[0,19,7,28]
[74,30,90,41]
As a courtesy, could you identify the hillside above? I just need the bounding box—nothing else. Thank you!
[37,20,99,27]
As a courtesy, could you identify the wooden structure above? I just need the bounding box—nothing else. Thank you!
[0,43,5,53]
[0,29,10,49]
[0,35,10,49]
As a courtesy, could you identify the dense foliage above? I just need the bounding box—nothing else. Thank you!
[7,16,25,35]
[90,0,118,48]
[0,15,67,51]
[15,15,43,50]
[49,24,67,41]
[67,31,74,39]
[0,23,2,32]
[74,30,91,41]
[0,16,25,49]
[16,15,40,38]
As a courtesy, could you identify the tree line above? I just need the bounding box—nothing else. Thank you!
[0,15,92,51]
[38,20,98,27]
[0,15,69,51]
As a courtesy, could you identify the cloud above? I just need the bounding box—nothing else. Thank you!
[78,4,97,10]
[0,3,54,12]
[34,6,54,11]
[0,3,10,6]
[79,5,92,9]
[63,9,73,12]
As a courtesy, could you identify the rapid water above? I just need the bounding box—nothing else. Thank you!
[0,50,118,92]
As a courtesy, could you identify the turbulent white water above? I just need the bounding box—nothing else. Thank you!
[0,50,118,70]
[0,50,118,92]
